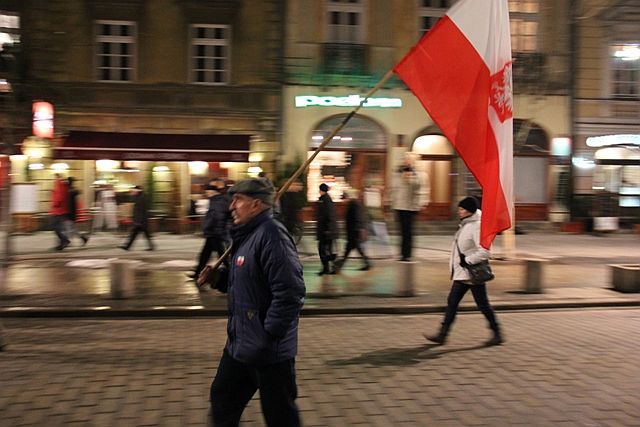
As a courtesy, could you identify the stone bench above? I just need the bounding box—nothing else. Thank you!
[610,264,640,293]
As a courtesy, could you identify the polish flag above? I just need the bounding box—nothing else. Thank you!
[394,0,513,249]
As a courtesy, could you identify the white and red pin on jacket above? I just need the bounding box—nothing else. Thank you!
[235,256,245,267]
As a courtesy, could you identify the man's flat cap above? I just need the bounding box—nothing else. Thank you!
[229,178,275,206]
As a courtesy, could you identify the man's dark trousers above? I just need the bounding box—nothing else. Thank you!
[210,350,300,427]
[52,215,69,246]
[124,225,153,249]
[318,239,335,273]
[396,210,416,259]
[195,237,227,276]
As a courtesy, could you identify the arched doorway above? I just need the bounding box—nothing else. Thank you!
[411,129,456,220]
[307,114,387,204]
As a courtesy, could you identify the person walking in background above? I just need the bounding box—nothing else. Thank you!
[425,196,503,347]
[364,182,392,256]
[93,183,118,232]
[315,183,338,276]
[64,177,89,247]
[189,179,230,281]
[207,178,305,427]
[50,173,70,251]
[391,155,422,262]
[278,180,305,244]
[334,189,371,272]
[119,185,154,251]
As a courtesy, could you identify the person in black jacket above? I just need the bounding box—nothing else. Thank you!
[189,179,230,281]
[119,185,154,251]
[315,183,338,275]
[207,178,305,427]
[334,189,371,272]
[64,177,89,246]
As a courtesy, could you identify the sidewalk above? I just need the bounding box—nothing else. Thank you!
[1,231,639,316]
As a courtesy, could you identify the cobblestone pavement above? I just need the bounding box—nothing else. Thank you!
[1,308,639,426]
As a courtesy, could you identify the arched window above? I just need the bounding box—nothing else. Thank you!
[310,114,386,151]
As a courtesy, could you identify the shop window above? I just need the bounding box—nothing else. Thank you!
[310,114,386,150]
[95,20,136,82]
[191,24,230,85]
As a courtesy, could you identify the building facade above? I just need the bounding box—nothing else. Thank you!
[282,0,571,223]
[573,0,640,229]
[0,0,283,227]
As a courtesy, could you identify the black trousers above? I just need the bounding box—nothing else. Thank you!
[124,225,153,249]
[442,281,499,332]
[317,239,335,272]
[341,239,370,266]
[51,215,69,246]
[210,350,300,427]
[195,237,227,275]
[396,210,416,259]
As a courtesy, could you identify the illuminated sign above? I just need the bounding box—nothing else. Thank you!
[295,94,402,108]
[586,134,640,147]
[32,101,54,138]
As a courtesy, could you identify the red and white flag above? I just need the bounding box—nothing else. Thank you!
[394,0,513,249]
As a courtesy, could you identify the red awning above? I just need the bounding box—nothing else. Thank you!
[54,131,251,162]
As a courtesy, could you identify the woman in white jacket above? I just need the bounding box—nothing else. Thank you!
[425,196,503,346]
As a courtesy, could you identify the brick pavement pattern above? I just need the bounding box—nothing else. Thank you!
[1,309,639,426]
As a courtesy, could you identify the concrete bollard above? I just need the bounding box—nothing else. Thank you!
[610,264,640,293]
[110,260,139,299]
[396,261,415,297]
[523,258,547,294]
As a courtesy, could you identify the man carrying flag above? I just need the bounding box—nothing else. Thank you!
[394,0,514,250]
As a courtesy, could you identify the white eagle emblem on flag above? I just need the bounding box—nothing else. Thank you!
[489,62,513,123]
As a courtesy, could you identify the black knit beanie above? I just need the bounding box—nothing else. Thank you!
[458,196,478,213]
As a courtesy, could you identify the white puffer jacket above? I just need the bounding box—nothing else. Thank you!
[449,210,491,283]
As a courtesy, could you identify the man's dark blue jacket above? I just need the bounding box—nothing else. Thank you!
[220,209,305,365]
[203,193,230,239]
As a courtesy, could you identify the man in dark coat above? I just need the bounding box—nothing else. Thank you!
[335,189,371,272]
[64,177,89,246]
[119,185,154,251]
[189,179,230,281]
[315,183,338,275]
[208,178,305,427]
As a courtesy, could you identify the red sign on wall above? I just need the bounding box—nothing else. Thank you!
[32,101,54,138]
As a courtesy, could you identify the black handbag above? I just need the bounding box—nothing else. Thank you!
[456,240,495,284]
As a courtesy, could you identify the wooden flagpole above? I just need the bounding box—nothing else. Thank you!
[198,70,395,287]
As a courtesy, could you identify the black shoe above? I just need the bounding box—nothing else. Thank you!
[54,242,70,251]
[424,332,447,345]
[485,334,503,347]
[186,272,198,280]
[359,264,371,271]
[146,247,154,251]
[399,257,411,262]
[118,245,129,251]
[81,235,89,246]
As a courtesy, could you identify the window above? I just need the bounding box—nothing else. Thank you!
[417,0,456,39]
[0,11,20,50]
[191,24,230,85]
[95,20,136,82]
[326,0,364,44]
[610,44,640,98]
[509,0,538,52]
